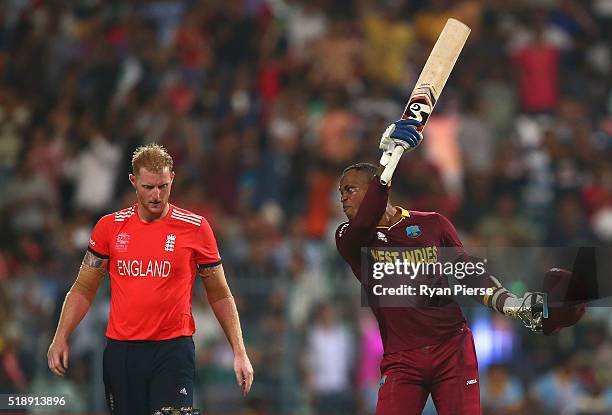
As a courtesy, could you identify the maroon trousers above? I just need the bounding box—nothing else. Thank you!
[375,327,481,415]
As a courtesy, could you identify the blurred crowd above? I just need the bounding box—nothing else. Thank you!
[1,0,611,413]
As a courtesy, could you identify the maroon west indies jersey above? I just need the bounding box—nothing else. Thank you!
[335,178,466,353]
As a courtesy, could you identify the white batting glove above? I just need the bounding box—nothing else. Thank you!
[379,124,396,153]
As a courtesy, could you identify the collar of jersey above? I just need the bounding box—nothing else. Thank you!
[376,206,410,230]
[135,203,173,224]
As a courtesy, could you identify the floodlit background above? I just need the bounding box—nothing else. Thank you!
[1,0,611,414]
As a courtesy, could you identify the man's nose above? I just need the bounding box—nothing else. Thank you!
[152,188,161,199]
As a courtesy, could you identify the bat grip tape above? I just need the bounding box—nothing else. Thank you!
[380,146,404,185]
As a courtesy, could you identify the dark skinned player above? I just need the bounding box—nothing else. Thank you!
[335,119,555,414]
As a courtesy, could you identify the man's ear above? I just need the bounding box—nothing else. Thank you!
[129,174,136,188]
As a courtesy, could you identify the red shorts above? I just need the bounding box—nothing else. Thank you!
[375,327,480,415]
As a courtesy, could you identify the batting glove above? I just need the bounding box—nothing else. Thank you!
[381,119,423,153]
[502,291,547,333]
[379,126,395,153]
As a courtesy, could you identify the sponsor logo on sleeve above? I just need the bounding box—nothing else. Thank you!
[338,223,349,238]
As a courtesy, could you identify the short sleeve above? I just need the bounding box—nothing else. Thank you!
[195,218,222,267]
[437,213,463,248]
[88,216,112,258]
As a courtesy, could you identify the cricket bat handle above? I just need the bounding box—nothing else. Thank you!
[380,150,392,167]
[380,146,404,185]
[379,112,411,170]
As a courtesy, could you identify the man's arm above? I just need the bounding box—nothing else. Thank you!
[47,251,106,377]
[338,177,390,249]
[439,213,546,331]
[199,263,254,396]
[337,119,425,255]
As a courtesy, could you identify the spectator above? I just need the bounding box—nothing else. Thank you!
[545,194,598,245]
[355,310,383,414]
[65,114,120,213]
[476,193,538,245]
[511,11,561,113]
[305,303,354,415]
[361,2,413,88]
[480,363,525,414]
[3,157,55,236]
[530,354,582,415]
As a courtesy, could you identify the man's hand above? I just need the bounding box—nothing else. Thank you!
[379,126,395,153]
[233,352,254,396]
[380,119,423,153]
[502,291,547,333]
[47,338,70,377]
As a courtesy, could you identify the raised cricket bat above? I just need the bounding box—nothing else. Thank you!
[380,18,471,185]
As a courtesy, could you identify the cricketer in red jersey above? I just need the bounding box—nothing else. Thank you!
[88,203,221,340]
[48,144,253,415]
[335,119,549,415]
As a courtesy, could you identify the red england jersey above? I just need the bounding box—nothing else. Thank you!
[335,179,466,354]
[88,204,221,340]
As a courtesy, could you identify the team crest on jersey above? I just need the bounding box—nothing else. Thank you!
[377,232,388,242]
[164,234,177,252]
[406,225,421,238]
[115,232,130,252]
